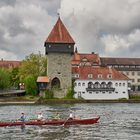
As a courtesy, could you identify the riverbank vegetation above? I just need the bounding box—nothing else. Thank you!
[0,53,47,94]
[1,52,140,101]
[0,69,11,90]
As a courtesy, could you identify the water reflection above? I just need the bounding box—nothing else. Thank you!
[20,124,25,132]
[0,103,140,139]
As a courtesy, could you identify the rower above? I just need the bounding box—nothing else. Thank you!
[20,113,26,122]
[68,112,74,120]
[54,112,60,120]
[37,113,43,121]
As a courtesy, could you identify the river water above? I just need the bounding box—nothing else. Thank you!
[0,103,140,140]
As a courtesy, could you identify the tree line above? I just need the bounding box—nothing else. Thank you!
[0,53,47,96]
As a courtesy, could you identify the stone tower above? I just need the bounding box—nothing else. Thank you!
[44,17,75,98]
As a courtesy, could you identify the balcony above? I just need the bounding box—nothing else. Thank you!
[86,87,115,92]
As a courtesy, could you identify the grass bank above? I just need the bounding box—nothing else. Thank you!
[35,98,140,104]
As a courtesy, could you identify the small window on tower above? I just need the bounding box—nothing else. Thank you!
[68,45,71,48]
[49,45,51,48]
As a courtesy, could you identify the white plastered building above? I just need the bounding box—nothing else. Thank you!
[73,66,129,100]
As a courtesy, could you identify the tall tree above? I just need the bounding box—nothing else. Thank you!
[19,53,47,81]
[10,67,20,89]
[0,69,11,90]
[24,75,37,96]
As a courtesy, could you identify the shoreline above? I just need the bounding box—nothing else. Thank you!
[0,99,140,105]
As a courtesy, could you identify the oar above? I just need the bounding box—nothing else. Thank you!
[62,117,69,126]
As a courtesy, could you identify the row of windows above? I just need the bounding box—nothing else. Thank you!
[73,74,112,79]
[115,83,125,86]
[131,79,140,83]
[75,82,126,87]
[75,91,126,94]
[112,65,140,68]
[125,71,140,76]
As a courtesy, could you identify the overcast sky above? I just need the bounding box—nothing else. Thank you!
[0,0,140,60]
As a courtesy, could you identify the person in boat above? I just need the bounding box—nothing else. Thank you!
[53,112,60,120]
[20,113,26,122]
[68,112,74,120]
[37,113,44,121]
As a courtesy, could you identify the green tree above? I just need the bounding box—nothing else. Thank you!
[0,69,11,90]
[65,87,75,99]
[10,67,20,89]
[24,75,37,96]
[19,52,47,81]
[45,90,54,99]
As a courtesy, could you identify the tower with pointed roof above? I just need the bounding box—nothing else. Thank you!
[44,17,75,97]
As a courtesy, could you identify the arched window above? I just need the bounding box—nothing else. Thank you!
[51,77,60,89]
[101,82,106,88]
[78,83,81,86]
[107,82,113,88]
[82,83,85,86]
[88,82,93,88]
[94,82,100,88]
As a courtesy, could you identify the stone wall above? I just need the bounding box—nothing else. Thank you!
[47,53,72,97]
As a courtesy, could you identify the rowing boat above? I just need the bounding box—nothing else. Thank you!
[0,117,100,127]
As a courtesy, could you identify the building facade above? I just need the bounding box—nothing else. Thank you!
[101,57,140,92]
[72,66,129,100]
[0,59,21,69]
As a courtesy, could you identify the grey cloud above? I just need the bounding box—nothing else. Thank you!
[0,0,16,7]
[1,0,140,60]
[0,0,60,60]
[60,0,140,57]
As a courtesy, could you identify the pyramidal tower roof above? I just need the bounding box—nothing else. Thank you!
[45,17,75,44]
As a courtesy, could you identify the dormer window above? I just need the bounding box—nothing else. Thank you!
[98,74,102,79]
[82,58,88,62]
[73,74,79,78]
[88,74,93,79]
[107,74,112,79]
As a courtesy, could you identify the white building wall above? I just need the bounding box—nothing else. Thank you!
[74,80,129,100]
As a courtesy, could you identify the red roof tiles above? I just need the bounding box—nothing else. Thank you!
[0,60,21,68]
[101,57,140,65]
[72,52,101,65]
[72,66,129,80]
[37,76,49,83]
[45,17,75,44]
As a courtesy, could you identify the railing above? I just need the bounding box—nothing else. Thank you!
[86,87,115,92]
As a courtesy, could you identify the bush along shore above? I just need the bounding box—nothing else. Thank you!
[35,98,140,104]
[1,96,140,105]
[1,88,140,105]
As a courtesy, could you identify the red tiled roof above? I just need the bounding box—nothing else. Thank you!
[0,60,21,68]
[72,53,101,65]
[72,66,129,80]
[37,76,49,83]
[101,57,140,65]
[45,17,75,44]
